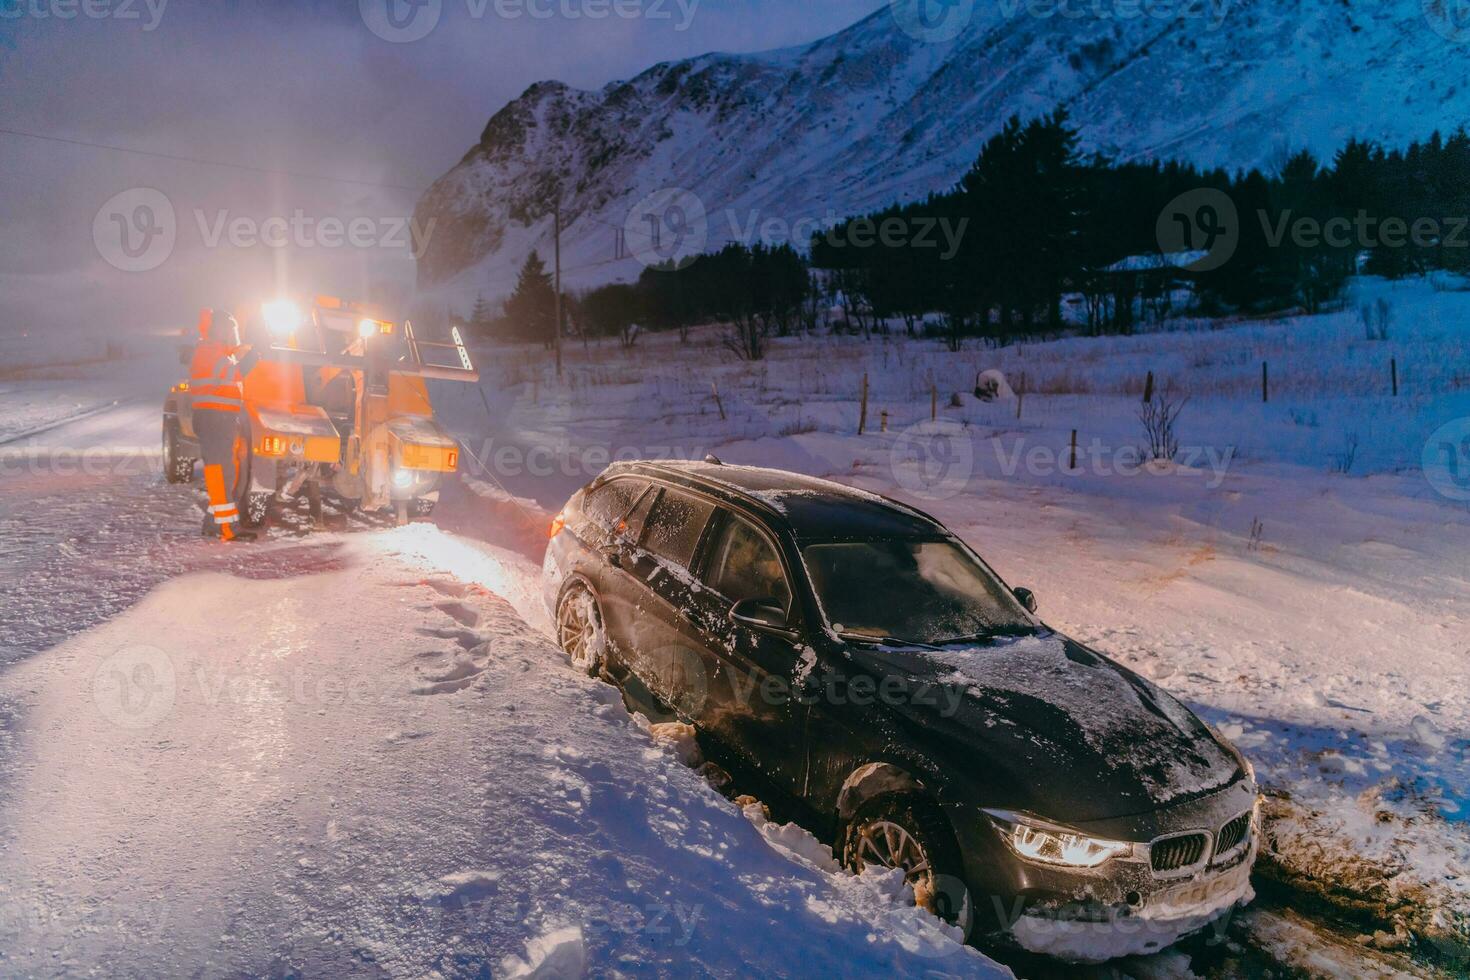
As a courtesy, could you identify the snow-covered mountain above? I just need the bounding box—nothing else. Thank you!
[414,0,1470,301]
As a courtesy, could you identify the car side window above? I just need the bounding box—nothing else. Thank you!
[583,478,646,529]
[705,513,792,613]
[639,487,715,569]
[618,486,657,543]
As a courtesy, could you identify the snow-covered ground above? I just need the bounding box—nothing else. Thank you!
[0,355,1008,977]
[426,275,1470,966]
[0,526,1005,977]
[1,276,1466,975]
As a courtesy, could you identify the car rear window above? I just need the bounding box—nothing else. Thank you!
[640,488,715,569]
[583,478,646,528]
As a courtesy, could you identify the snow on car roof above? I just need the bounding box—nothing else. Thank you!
[627,460,945,540]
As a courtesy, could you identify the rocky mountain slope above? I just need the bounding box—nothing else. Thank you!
[413,0,1470,301]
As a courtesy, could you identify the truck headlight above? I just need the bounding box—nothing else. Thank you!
[262,299,304,335]
[984,810,1134,869]
[392,469,414,490]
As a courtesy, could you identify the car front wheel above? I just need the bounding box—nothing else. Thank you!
[843,794,972,931]
[556,584,607,678]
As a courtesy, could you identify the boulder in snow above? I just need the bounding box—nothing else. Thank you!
[973,369,1014,402]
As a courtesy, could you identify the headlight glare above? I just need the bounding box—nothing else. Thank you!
[985,810,1133,869]
[262,299,304,335]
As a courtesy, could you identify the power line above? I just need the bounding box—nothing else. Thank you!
[0,126,428,193]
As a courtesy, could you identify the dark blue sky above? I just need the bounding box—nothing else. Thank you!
[0,0,886,334]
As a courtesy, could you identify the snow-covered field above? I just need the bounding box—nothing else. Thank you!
[1,275,1466,975]
[427,275,1470,967]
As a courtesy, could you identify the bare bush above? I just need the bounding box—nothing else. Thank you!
[1333,432,1360,474]
[1138,387,1188,461]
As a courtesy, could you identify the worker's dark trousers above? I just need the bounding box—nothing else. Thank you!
[194,410,242,540]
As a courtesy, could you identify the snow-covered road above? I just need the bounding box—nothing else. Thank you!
[0,366,1007,977]
[0,529,1004,977]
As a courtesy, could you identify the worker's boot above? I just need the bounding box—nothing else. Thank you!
[225,529,258,543]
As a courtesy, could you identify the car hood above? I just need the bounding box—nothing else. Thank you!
[845,632,1243,821]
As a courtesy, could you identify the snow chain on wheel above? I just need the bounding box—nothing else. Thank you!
[556,585,607,678]
[843,794,973,935]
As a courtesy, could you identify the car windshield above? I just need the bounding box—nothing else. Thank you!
[802,539,1033,644]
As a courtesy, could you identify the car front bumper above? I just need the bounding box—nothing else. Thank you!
[952,777,1261,961]
[1004,836,1256,961]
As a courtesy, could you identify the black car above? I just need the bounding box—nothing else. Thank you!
[542,459,1260,962]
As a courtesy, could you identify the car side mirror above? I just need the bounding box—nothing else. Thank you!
[1013,587,1038,614]
[730,597,791,635]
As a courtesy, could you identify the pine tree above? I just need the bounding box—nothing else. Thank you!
[469,293,494,339]
[505,251,557,345]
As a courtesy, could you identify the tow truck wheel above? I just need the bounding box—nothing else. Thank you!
[240,491,272,529]
[410,497,436,519]
[162,420,194,484]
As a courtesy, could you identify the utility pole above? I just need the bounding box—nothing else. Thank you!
[553,201,563,380]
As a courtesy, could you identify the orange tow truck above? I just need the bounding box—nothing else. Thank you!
[163,296,479,528]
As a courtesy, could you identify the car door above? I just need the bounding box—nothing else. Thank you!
[684,509,809,797]
[586,479,656,681]
[617,485,718,721]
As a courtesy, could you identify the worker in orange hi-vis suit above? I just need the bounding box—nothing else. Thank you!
[189,309,261,542]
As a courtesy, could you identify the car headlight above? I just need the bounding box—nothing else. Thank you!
[984,810,1134,869]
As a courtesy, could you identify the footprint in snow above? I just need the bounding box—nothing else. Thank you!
[412,675,480,696]
[419,656,485,685]
[435,600,482,629]
[424,578,472,599]
[416,625,486,651]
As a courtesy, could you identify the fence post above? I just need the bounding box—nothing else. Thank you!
[1016,372,1025,420]
[1069,429,1078,471]
[931,382,938,422]
[711,380,726,421]
[1391,358,1399,397]
[881,410,889,433]
[1262,361,1269,404]
[858,373,869,435]
[1143,370,1155,404]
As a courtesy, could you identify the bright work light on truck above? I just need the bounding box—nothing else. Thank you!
[262,300,304,335]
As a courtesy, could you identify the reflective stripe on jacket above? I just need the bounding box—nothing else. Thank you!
[189,342,246,414]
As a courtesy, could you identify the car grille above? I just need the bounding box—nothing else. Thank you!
[1150,833,1207,873]
[1214,812,1252,858]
